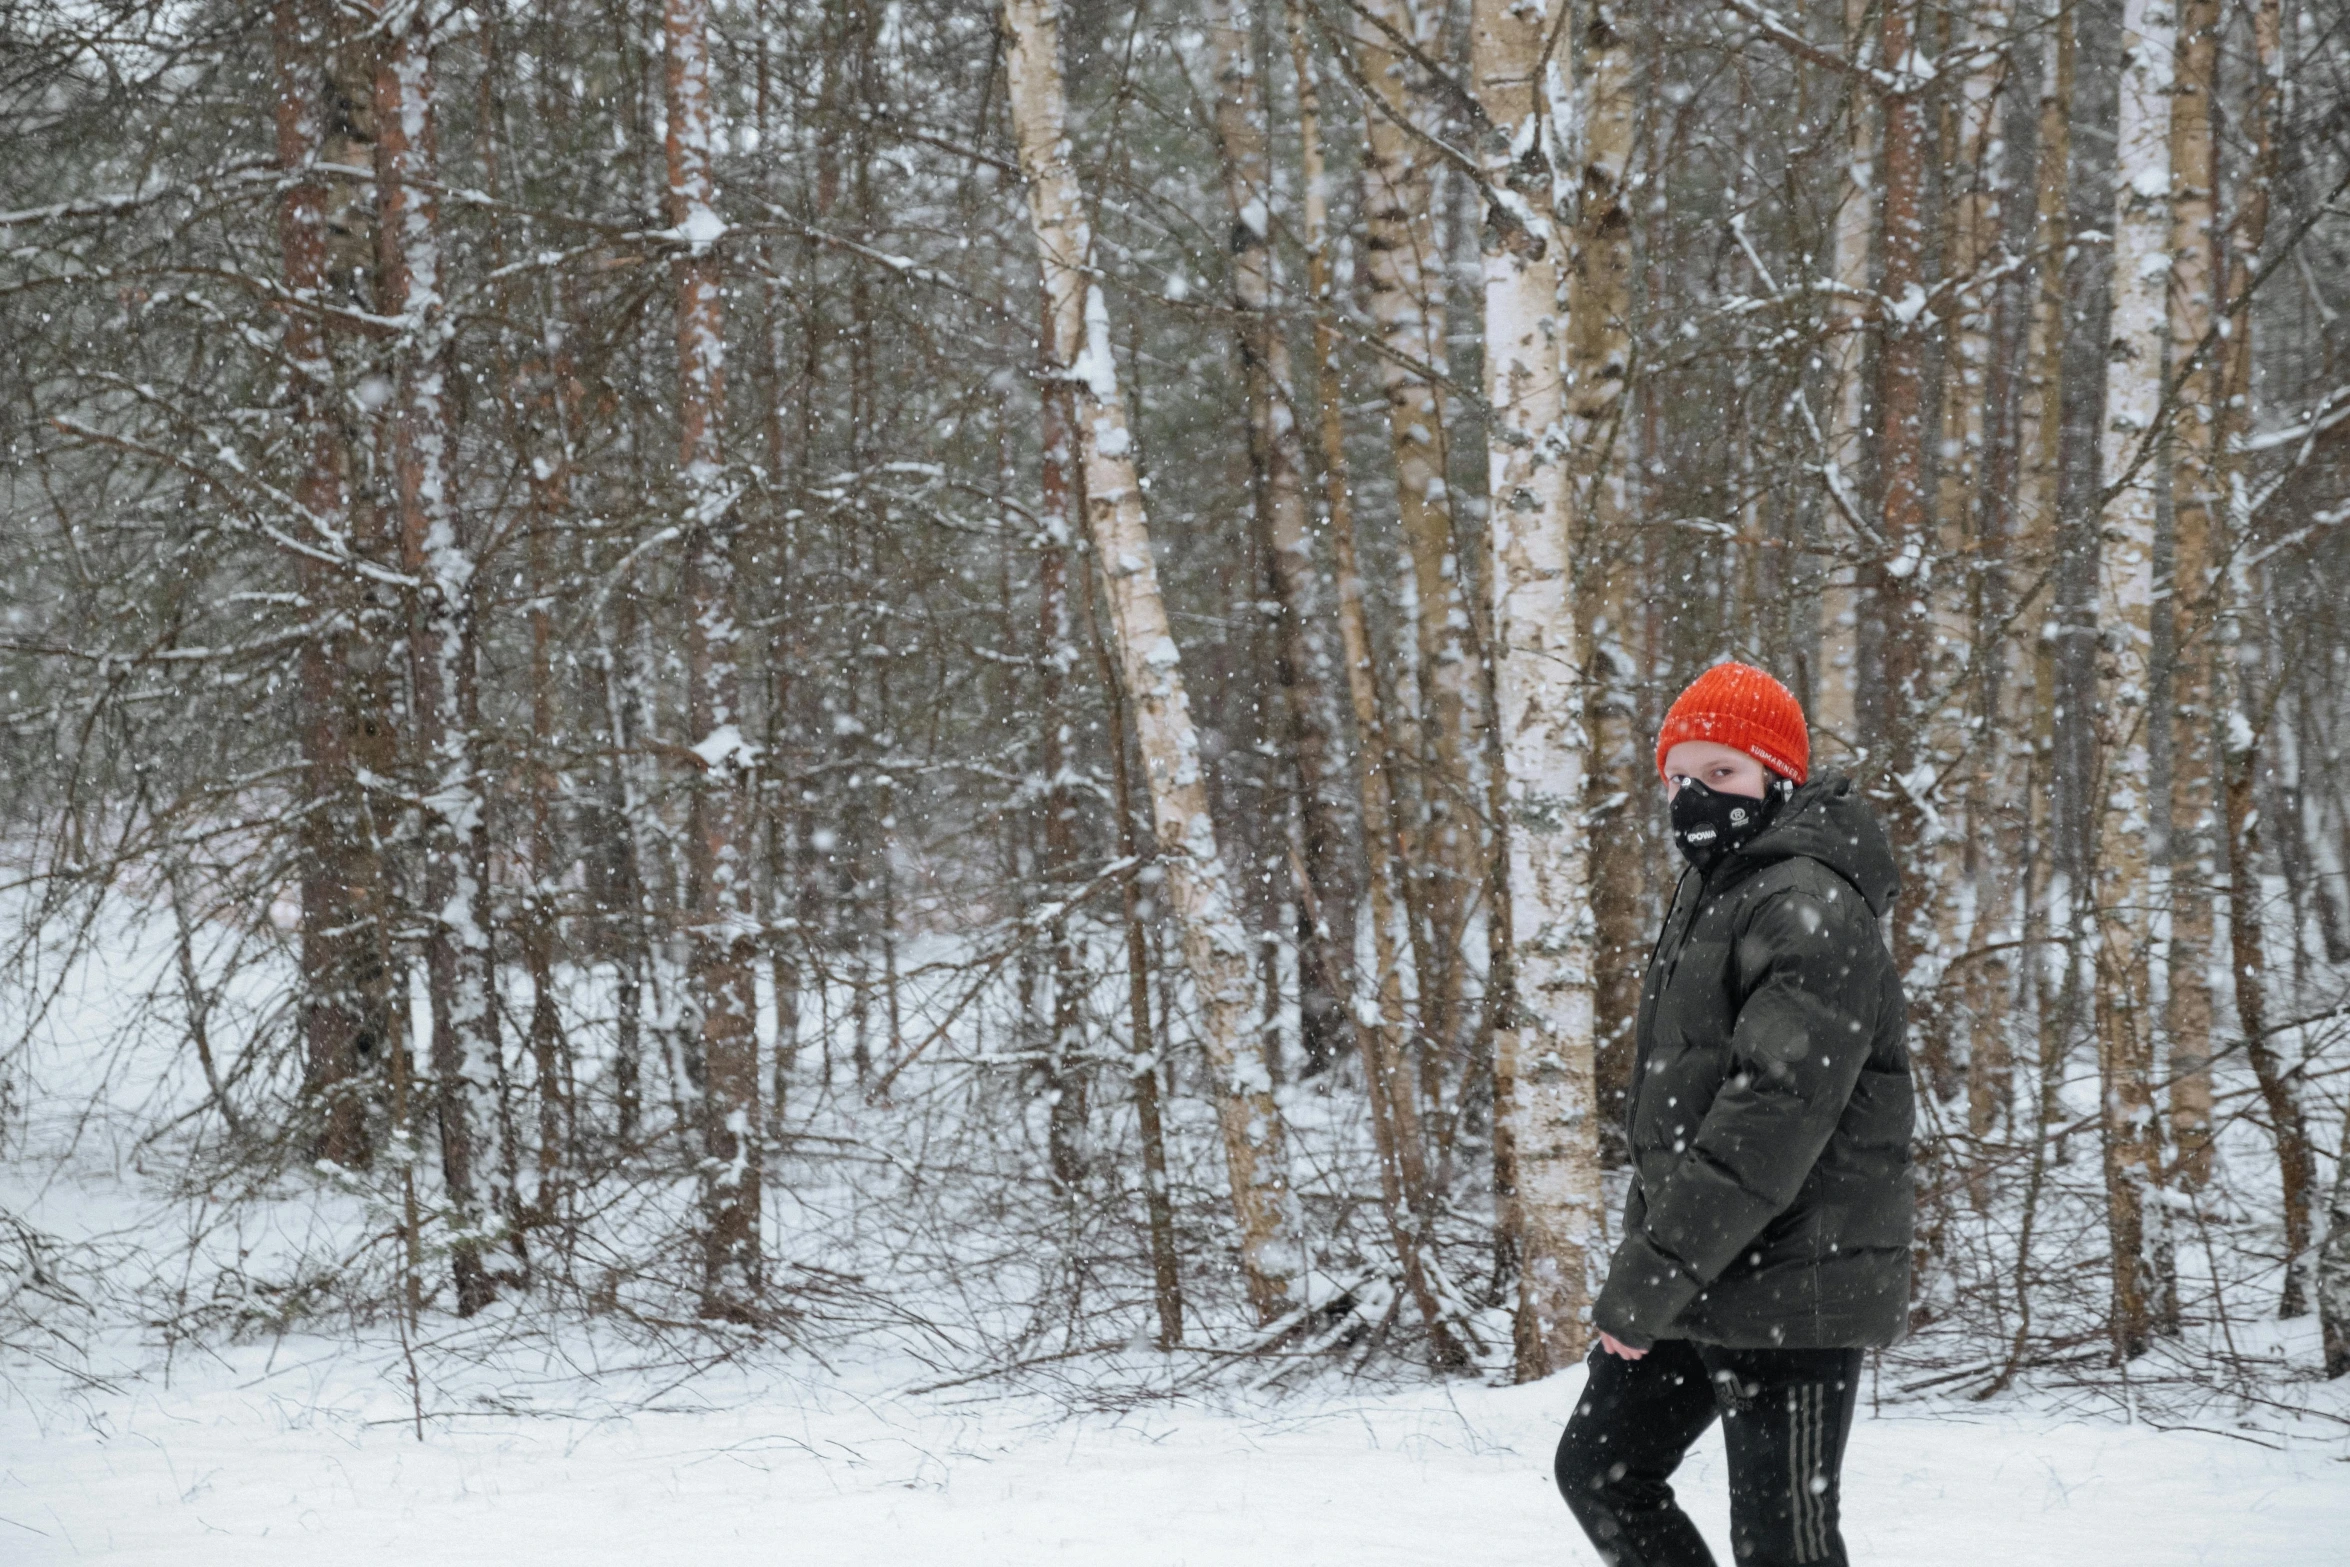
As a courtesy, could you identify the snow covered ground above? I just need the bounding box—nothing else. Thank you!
[7,883,2349,1564]
[6,1337,2347,1565]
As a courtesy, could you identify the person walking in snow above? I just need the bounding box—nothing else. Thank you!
[1555,663,1914,1567]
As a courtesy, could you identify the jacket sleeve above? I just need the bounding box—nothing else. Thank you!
[1592,882,1884,1346]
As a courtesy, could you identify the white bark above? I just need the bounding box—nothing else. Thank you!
[1469,0,1603,1380]
[2015,11,2073,1110]
[1933,0,2011,555]
[2164,0,2222,1187]
[2093,0,2177,1359]
[1814,0,1876,756]
[1935,0,2017,1152]
[2018,8,2071,558]
[1568,4,1645,1125]
[1001,0,1301,1323]
[369,3,508,1313]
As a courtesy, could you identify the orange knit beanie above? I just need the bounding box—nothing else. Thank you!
[1654,662,1810,785]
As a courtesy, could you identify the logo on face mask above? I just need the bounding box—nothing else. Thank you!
[1670,777,1784,872]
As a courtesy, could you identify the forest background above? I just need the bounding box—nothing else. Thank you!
[3,0,2349,1431]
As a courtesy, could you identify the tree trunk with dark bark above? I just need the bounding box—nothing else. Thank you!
[665,0,763,1319]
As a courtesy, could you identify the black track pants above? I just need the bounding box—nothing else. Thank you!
[1554,1340,1865,1567]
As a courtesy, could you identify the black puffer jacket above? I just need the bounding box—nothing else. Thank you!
[1590,776,1913,1350]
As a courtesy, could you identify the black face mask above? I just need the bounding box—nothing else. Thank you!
[1669,776,1787,874]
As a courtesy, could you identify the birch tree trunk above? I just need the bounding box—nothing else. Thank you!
[1469,0,1603,1381]
[370,4,501,1315]
[1964,291,2022,1204]
[1085,532,1188,1349]
[1568,4,1643,1164]
[492,31,574,1218]
[1038,319,1090,1194]
[2015,6,2073,1131]
[2092,0,2176,1362]
[1932,2,2010,571]
[1815,0,1877,759]
[1355,0,1476,1065]
[2163,0,2220,1190]
[523,405,573,1221]
[597,590,651,1143]
[2017,5,2070,557]
[750,9,816,1139]
[1002,0,1301,1324]
[665,0,762,1319]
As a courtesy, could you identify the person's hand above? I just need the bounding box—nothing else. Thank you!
[1597,1330,1647,1361]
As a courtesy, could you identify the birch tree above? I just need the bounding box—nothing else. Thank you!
[13,0,2350,1394]
[2164,0,2221,1189]
[1036,326,1090,1193]
[2092,0,2176,1362]
[1001,0,1301,1324]
[1931,2,2011,568]
[1091,529,1188,1349]
[1468,0,1603,1381]
[365,0,507,1315]
[1813,0,1876,759]
[2015,5,2072,1095]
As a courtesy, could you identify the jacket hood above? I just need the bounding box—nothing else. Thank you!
[1727,774,1901,916]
